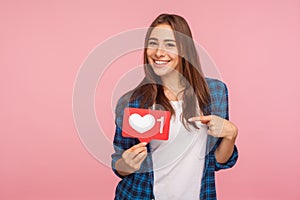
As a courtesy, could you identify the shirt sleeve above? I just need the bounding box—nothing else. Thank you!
[208,79,239,171]
[215,142,238,171]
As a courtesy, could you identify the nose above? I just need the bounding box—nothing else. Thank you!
[155,45,166,58]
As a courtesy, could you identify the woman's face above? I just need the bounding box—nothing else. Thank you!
[146,24,179,77]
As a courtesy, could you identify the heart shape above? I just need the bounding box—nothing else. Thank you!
[128,113,155,134]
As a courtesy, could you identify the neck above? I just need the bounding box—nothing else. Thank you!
[160,70,185,101]
[160,72,183,92]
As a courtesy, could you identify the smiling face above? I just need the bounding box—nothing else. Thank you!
[146,24,179,78]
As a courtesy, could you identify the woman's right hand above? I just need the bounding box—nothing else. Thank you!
[115,142,148,176]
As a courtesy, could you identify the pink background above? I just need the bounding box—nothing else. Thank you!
[1,0,300,199]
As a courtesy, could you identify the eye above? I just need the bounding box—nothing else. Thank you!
[148,41,158,46]
[165,43,176,48]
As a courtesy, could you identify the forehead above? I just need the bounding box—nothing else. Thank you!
[149,24,175,40]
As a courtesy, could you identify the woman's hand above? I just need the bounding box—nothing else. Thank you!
[115,142,148,176]
[189,115,238,163]
[188,115,238,140]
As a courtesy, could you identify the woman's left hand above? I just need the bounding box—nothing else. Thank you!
[188,115,238,140]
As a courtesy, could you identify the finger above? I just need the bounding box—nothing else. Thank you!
[207,129,222,138]
[123,144,146,161]
[131,146,147,159]
[130,142,148,151]
[133,151,147,163]
[207,129,217,137]
[123,151,137,162]
[207,129,215,137]
[125,143,147,160]
[207,121,212,127]
[122,150,132,161]
[199,115,212,123]
[188,115,212,123]
[188,116,201,122]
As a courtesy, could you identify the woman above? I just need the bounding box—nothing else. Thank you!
[111,13,238,200]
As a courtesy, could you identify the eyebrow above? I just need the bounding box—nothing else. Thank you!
[148,37,176,42]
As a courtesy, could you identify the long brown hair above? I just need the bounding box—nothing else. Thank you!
[129,13,211,130]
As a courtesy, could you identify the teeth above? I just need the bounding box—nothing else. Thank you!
[155,60,169,65]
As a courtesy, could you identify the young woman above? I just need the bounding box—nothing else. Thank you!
[111,13,238,200]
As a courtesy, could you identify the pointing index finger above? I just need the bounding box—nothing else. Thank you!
[199,115,212,123]
[188,115,212,123]
[188,116,201,122]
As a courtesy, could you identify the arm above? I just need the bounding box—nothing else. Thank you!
[189,80,238,165]
[213,81,238,163]
[111,96,148,178]
[214,120,238,163]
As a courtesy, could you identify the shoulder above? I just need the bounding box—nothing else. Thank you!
[204,77,229,119]
[205,77,228,95]
[115,90,142,115]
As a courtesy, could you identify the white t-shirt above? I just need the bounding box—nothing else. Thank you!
[150,100,208,200]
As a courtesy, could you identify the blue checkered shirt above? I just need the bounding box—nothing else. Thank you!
[111,78,238,200]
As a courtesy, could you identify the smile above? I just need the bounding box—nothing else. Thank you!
[154,60,170,65]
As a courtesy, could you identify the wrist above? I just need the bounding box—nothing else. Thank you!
[116,158,135,175]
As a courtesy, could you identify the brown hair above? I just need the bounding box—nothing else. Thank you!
[129,13,211,130]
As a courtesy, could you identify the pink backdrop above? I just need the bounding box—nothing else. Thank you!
[1,0,300,199]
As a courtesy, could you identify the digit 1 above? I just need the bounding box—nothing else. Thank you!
[157,116,165,134]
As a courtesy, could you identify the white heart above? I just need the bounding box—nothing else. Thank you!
[128,113,155,134]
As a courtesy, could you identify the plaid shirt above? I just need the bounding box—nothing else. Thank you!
[111,78,238,200]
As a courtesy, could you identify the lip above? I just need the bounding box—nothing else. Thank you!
[152,59,170,67]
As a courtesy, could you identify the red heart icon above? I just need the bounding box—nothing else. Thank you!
[122,108,171,143]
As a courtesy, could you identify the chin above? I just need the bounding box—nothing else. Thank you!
[152,68,173,77]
